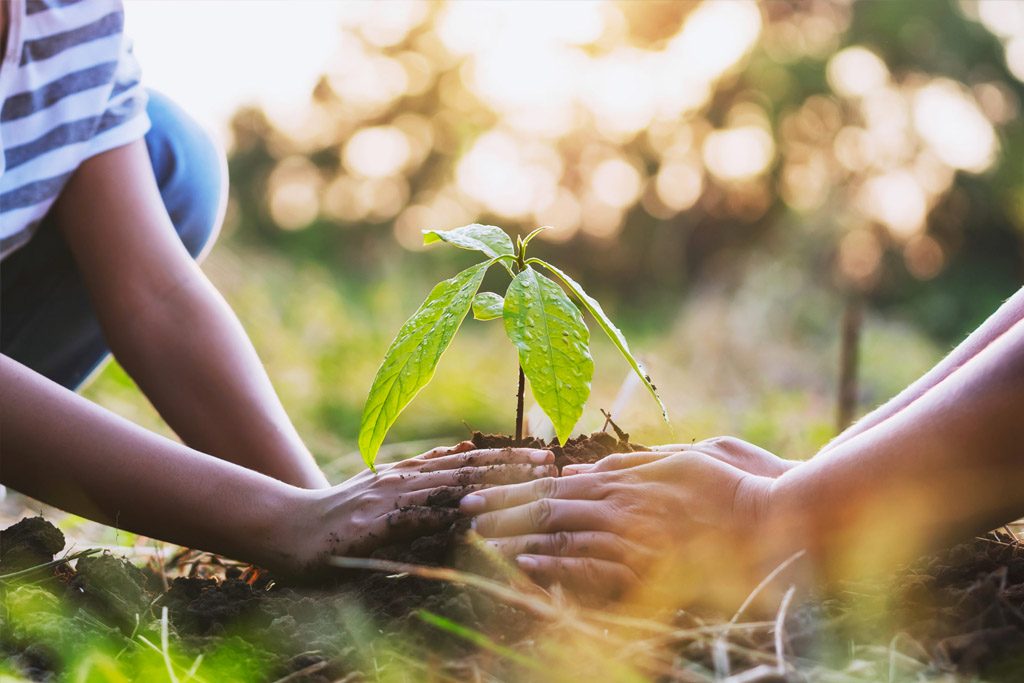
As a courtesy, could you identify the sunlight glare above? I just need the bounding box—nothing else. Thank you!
[666,1,762,84]
[977,0,1024,40]
[913,80,997,173]
[859,171,928,238]
[343,127,412,179]
[590,159,643,209]
[456,132,561,219]
[827,46,889,98]
[703,127,775,181]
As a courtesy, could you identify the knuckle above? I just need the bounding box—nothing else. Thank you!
[553,531,573,556]
[605,534,630,562]
[580,558,600,584]
[529,500,553,530]
[538,476,559,498]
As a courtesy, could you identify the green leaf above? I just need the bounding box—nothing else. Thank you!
[529,258,669,423]
[503,267,593,444]
[359,261,492,469]
[472,292,504,320]
[423,224,515,260]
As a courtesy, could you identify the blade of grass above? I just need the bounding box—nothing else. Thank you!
[772,585,796,676]
[160,606,179,683]
[417,610,542,672]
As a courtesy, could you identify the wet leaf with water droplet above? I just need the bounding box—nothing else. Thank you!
[504,267,593,444]
[359,261,492,468]
[472,292,505,321]
[423,225,515,272]
[530,259,669,423]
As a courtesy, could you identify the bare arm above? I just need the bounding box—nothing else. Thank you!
[50,141,326,488]
[767,315,1024,574]
[0,354,301,569]
[820,286,1024,455]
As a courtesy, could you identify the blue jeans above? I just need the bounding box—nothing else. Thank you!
[1,91,226,390]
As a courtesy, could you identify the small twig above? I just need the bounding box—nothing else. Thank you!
[773,585,796,676]
[183,653,204,683]
[600,409,629,442]
[269,660,329,683]
[728,550,806,626]
[0,547,101,582]
[329,556,557,619]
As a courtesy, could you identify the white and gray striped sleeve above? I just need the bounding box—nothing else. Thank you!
[84,35,150,160]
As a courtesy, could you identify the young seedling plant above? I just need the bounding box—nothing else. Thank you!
[358,224,668,470]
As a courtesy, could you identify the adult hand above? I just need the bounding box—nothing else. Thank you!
[461,449,774,604]
[276,441,556,577]
[563,436,798,477]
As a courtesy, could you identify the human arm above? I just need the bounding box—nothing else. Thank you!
[819,286,1024,454]
[50,140,325,488]
[766,314,1024,575]
[0,354,556,576]
[462,316,1024,601]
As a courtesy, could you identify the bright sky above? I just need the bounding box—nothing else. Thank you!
[124,1,349,146]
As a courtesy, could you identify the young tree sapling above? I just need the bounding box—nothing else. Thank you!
[358,224,667,470]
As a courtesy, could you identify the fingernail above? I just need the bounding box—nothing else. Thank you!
[516,555,538,571]
[532,465,555,478]
[530,449,554,464]
[461,494,485,514]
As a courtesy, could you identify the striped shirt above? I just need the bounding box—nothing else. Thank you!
[0,0,149,259]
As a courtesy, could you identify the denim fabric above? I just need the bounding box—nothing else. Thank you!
[1,90,226,390]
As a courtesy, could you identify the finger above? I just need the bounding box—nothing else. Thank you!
[562,463,595,476]
[418,441,476,459]
[401,463,558,491]
[394,485,485,509]
[484,531,638,564]
[589,451,668,472]
[460,475,602,514]
[650,443,692,452]
[416,447,554,472]
[472,499,612,537]
[516,554,640,601]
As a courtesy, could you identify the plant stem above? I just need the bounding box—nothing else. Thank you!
[515,364,525,443]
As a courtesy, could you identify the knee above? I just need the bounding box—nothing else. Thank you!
[144,90,227,262]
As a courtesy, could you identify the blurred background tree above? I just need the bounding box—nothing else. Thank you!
[89,0,1023,476]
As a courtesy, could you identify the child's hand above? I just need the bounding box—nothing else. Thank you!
[275,442,556,577]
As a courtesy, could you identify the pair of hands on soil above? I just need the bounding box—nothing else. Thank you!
[461,437,800,602]
[283,441,557,576]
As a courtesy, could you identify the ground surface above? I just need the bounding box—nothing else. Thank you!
[2,434,1023,682]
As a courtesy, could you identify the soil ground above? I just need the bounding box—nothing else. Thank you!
[2,433,1023,681]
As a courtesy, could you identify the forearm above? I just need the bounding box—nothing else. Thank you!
[100,268,328,488]
[51,141,326,489]
[821,286,1024,454]
[0,355,304,569]
[769,317,1024,577]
